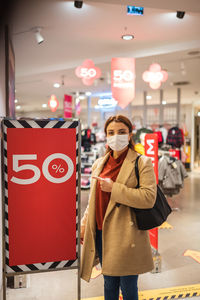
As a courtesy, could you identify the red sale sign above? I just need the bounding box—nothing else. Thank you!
[111,57,135,108]
[75,59,101,86]
[144,133,159,250]
[5,123,78,269]
[144,133,158,183]
[64,94,72,118]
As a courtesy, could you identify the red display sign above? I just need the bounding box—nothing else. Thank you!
[144,133,158,250]
[144,133,158,183]
[64,94,72,118]
[7,128,77,266]
[149,228,158,250]
[111,57,135,108]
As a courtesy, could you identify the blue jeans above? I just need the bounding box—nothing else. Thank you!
[96,229,138,300]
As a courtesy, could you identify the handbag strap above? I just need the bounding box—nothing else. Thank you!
[135,155,141,188]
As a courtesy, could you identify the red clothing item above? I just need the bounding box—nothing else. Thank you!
[95,148,128,230]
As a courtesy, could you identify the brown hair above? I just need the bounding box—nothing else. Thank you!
[104,115,135,153]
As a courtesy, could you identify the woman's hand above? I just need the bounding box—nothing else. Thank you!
[92,176,114,193]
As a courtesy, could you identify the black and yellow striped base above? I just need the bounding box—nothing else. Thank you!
[82,284,200,300]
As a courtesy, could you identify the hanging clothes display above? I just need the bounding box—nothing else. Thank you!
[158,155,188,197]
[166,126,184,148]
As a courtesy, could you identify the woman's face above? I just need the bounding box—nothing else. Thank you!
[106,121,132,140]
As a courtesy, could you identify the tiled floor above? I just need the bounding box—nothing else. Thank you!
[5,170,200,300]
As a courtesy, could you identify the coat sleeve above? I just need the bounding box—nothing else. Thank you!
[111,156,157,209]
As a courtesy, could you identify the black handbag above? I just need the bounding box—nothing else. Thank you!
[133,155,172,230]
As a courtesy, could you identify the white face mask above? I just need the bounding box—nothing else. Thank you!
[106,134,129,151]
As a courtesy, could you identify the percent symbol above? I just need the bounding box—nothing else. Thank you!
[52,164,65,173]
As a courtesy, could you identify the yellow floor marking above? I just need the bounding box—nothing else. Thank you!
[139,284,200,299]
[159,221,173,229]
[82,283,200,300]
[184,249,200,263]
[91,266,102,279]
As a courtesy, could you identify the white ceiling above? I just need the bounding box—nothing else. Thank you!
[10,0,200,113]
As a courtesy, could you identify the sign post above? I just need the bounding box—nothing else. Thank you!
[1,118,81,300]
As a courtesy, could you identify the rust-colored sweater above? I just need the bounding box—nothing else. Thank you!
[96,148,128,230]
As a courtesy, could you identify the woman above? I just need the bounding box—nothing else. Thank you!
[81,115,157,300]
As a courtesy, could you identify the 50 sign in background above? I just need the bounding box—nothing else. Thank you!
[3,121,79,274]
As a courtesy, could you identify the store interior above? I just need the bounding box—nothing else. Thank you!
[0,0,200,299]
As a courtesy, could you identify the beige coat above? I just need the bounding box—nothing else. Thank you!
[81,149,157,282]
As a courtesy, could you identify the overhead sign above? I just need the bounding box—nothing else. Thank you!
[111,57,135,108]
[142,63,168,89]
[75,59,101,86]
[64,94,72,118]
[127,6,144,15]
[48,94,59,112]
[2,119,80,274]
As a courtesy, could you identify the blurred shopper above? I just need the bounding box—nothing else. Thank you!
[81,115,157,300]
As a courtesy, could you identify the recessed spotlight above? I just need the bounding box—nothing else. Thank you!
[146,95,152,100]
[162,100,167,105]
[16,105,21,110]
[53,83,60,88]
[14,99,18,103]
[42,104,47,108]
[121,34,134,41]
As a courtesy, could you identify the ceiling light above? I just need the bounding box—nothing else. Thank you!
[162,100,167,105]
[146,95,152,100]
[42,104,47,108]
[14,99,18,103]
[16,105,21,110]
[53,83,60,88]
[198,111,200,116]
[121,34,134,41]
[32,27,44,44]
[176,11,185,19]
[85,91,92,96]
[74,1,83,8]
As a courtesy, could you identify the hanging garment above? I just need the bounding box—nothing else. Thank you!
[166,127,184,148]
[154,131,163,145]
[157,126,168,143]
[158,155,188,196]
